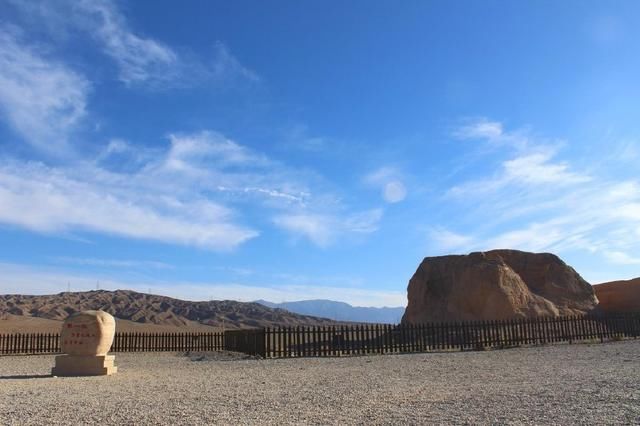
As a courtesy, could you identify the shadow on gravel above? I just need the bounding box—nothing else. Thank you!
[0,374,52,380]
[182,350,262,362]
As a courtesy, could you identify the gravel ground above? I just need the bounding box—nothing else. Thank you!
[1,340,639,425]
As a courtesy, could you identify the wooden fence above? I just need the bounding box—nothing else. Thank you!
[0,332,224,355]
[261,313,640,358]
[2,313,639,357]
[224,329,265,356]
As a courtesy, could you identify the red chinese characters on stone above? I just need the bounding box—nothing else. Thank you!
[60,311,115,356]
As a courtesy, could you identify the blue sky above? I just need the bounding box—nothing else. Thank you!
[0,1,639,306]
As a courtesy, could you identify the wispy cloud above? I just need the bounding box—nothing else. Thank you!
[453,117,536,151]
[9,0,259,88]
[449,148,591,196]
[148,131,309,205]
[0,129,382,249]
[74,0,178,85]
[431,119,640,275]
[0,159,258,250]
[502,151,591,185]
[454,118,504,140]
[282,124,328,152]
[273,208,383,247]
[211,41,260,83]
[428,227,474,252]
[0,26,89,152]
[164,131,269,173]
[604,251,640,266]
[51,256,173,270]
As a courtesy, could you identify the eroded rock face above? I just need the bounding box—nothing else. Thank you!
[593,278,640,313]
[60,310,116,356]
[402,250,598,324]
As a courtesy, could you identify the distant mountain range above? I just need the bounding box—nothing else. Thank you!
[255,299,405,324]
[0,290,340,330]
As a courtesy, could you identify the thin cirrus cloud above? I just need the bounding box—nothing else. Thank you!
[0,26,90,153]
[430,119,640,271]
[0,159,259,250]
[273,209,383,247]
[74,0,179,85]
[210,41,260,83]
[74,2,259,87]
[52,256,173,270]
[0,1,258,157]
[453,117,530,151]
[163,131,270,173]
[447,148,592,197]
[0,130,382,250]
[0,3,294,252]
[9,0,258,88]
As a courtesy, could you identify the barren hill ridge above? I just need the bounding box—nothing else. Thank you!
[0,289,339,330]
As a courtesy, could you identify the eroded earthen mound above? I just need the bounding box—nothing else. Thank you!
[593,278,640,313]
[402,249,598,323]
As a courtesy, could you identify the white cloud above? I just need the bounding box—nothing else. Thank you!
[73,0,178,85]
[273,214,333,246]
[9,0,258,88]
[502,151,591,185]
[147,132,309,206]
[484,220,572,253]
[438,120,640,267]
[449,148,590,196]
[428,227,474,252]
[453,117,534,151]
[454,118,503,140]
[0,128,379,250]
[274,208,383,247]
[0,262,406,307]
[0,27,89,152]
[0,160,258,250]
[364,167,407,203]
[604,251,640,266]
[211,41,260,83]
[52,257,173,270]
[164,131,268,173]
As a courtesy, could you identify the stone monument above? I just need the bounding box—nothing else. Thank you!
[52,310,118,376]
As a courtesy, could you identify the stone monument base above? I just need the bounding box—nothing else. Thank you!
[51,354,117,376]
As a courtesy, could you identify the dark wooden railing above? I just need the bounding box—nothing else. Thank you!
[224,329,265,356]
[0,333,60,355]
[2,313,639,357]
[111,332,225,352]
[261,312,640,358]
[0,332,224,355]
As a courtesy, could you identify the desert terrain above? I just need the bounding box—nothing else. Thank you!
[1,340,638,425]
[0,290,338,333]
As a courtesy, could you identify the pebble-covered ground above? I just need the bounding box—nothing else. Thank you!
[1,341,639,425]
